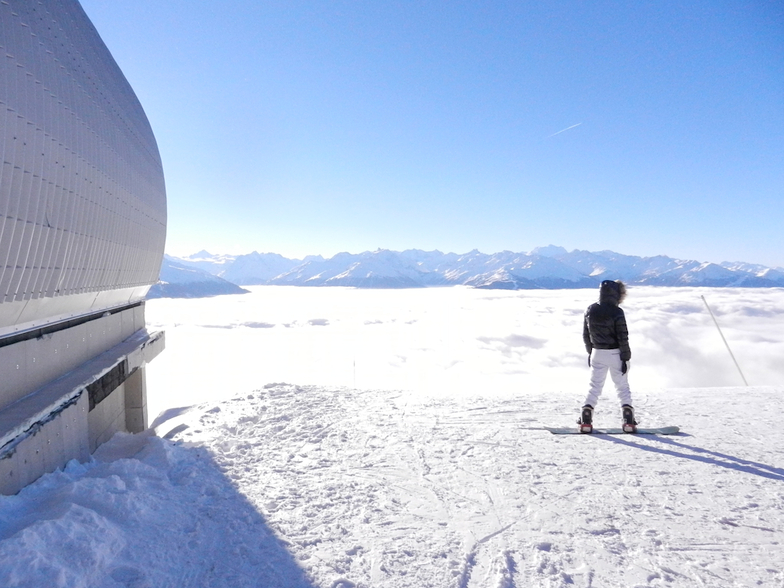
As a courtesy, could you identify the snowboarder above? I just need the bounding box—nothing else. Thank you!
[578,280,637,433]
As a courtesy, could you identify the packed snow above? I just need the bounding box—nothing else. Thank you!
[1,286,784,587]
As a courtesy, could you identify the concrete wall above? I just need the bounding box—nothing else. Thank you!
[0,393,90,493]
[0,305,145,411]
[0,312,165,495]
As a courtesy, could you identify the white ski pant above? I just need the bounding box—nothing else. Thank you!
[584,348,632,408]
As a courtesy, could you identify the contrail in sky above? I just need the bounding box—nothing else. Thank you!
[547,122,582,138]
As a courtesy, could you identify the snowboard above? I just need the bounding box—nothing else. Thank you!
[545,426,680,435]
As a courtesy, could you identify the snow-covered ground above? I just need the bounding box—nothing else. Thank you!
[1,286,783,587]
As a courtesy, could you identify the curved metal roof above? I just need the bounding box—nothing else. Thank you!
[0,0,167,337]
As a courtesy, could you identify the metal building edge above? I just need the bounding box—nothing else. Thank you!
[1,0,167,493]
[0,327,165,495]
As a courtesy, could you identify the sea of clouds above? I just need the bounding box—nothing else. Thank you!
[144,286,784,419]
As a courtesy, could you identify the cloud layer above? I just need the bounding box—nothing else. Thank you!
[145,286,784,419]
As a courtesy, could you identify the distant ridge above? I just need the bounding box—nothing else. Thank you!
[148,257,249,299]
[162,247,784,292]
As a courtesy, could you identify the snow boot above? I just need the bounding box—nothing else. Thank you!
[578,405,593,434]
[622,404,637,433]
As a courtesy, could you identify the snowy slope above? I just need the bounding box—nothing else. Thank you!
[399,249,463,276]
[270,250,426,288]
[219,251,303,285]
[173,250,238,274]
[321,249,427,288]
[720,262,784,286]
[538,248,699,285]
[2,286,784,586]
[465,252,597,289]
[672,262,740,286]
[1,383,782,588]
[147,256,249,298]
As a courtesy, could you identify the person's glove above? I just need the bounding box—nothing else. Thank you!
[621,360,628,375]
[588,355,592,368]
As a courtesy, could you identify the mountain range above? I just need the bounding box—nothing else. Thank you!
[153,247,784,297]
[147,257,249,299]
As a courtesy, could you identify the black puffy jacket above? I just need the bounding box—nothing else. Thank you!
[583,281,631,361]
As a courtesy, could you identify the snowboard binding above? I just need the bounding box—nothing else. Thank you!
[577,405,594,434]
[622,404,637,433]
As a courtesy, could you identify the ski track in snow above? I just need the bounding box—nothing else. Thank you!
[2,383,770,587]
[182,383,784,587]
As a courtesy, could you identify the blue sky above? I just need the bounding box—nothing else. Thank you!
[80,0,783,266]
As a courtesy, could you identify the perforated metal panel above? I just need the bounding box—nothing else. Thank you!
[0,0,166,337]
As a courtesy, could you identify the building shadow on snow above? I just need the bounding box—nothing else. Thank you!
[95,430,318,588]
